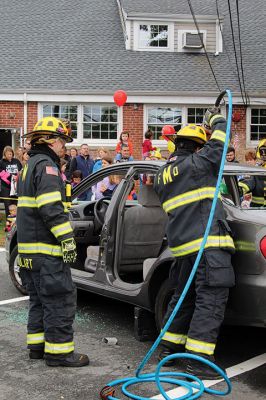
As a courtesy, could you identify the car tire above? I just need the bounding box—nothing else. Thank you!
[154,278,175,331]
[9,245,28,295]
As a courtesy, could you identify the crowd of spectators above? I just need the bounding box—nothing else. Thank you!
[0,126,262,225]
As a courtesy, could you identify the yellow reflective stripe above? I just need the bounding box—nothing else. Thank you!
[51,222,73,238]
[238,182,250,194]
[210,114,224,126]
[252,196,265,205]
[234,240,256,252]
[162,187,221,213]
[162,331,187,345]
[170,235,235,257]
[18,242,62,257]
[18,196,38,208]
[45,341,74,354]
[185,337,215,355]
[27,332,45,345]
[211,129,226,143]
[36,191,62,207]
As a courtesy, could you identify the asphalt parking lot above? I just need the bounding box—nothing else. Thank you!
[0,248,265,400]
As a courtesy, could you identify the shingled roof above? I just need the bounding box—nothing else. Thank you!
[0,0,265,97]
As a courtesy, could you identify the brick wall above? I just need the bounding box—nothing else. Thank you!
[0,101,38,148]
[230,105,249,162]
[0,101,254,162]
[122,103,144,160]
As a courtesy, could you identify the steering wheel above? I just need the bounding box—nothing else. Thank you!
[94,197,110,227]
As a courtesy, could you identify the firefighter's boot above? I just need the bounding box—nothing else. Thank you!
[29,349,44,360]
[158,345,184,367]
[45,352,90,367]
[186,352,224,380]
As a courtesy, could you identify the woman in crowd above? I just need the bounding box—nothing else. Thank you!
[0,146,22,217]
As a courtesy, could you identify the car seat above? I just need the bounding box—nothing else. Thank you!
[119,184,168,272]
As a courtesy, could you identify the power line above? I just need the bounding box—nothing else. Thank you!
[226,0,247,106]
[186,0,222,92]
[235,0,249,106]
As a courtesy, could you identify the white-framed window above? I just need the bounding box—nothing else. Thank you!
[133,21,174,51]
[40,103,120,146]
[146,106,182,140]
[248,108,266,143]
[42,104,78,139]
[187,107,208,124]
[144,105,210,146]
[83,105,118,140]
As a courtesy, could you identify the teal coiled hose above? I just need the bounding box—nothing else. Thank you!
[101,89,233,400]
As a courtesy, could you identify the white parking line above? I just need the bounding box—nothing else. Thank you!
[152,353,266,399]
[0,296,29,305]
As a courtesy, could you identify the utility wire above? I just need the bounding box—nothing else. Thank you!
[226,0,247,106]
[235,0,249,105]
[186,0,222,92]
[215,0,240,81]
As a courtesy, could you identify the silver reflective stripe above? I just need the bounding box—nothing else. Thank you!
[162,331,187,345]
[36,191,62,208]
[170,235,235,257]
[18,242,62,256]
[163,187,220,213]
[185,337,215,355]
[18,196,37,207]
[45,341,75,354]
[51,222,73,238]
[27,332,45,344]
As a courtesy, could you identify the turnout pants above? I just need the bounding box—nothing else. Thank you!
[20,255,77,358]
[161,249,235,356]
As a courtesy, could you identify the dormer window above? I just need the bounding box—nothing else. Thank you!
[139,24,168,48]
[133,21,174,51]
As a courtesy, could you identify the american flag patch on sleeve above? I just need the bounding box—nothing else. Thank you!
[46,166,59,176]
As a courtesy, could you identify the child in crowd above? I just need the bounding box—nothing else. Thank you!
[92,155,114,200]
[60,158,67,181]
[115,131,133,161]
[71,170,87,201]
[245,149,257,166]
[93,147,112,173]
[142,129,156,159]
[5,204,17,232]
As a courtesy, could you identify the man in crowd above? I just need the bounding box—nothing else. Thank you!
[69,144,94,199]
[115,144,134,163]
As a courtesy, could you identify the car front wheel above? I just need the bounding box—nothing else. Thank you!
[9,245,28,295]
[154,278,175,331]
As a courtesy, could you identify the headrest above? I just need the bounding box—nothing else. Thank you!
[138,185,161,207]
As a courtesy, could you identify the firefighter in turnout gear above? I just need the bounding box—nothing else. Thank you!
[17,116,90,367]
[154,110,235,379]
[238,138,266,207]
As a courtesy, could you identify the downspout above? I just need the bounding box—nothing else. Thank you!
[23,92,27,146]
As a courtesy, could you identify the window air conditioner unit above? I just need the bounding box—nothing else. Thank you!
[182,32,204,49]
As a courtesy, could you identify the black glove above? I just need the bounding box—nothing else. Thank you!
[61,238,77,263]
[203,106,221,130]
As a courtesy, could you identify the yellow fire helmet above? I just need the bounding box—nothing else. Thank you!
[150,149,162,159]
[256,138,266,162]
[24,116,73,143]
[176,124,207,145]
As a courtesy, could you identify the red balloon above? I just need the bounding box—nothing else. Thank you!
[161,125,175,136]
[113,90,127,107]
